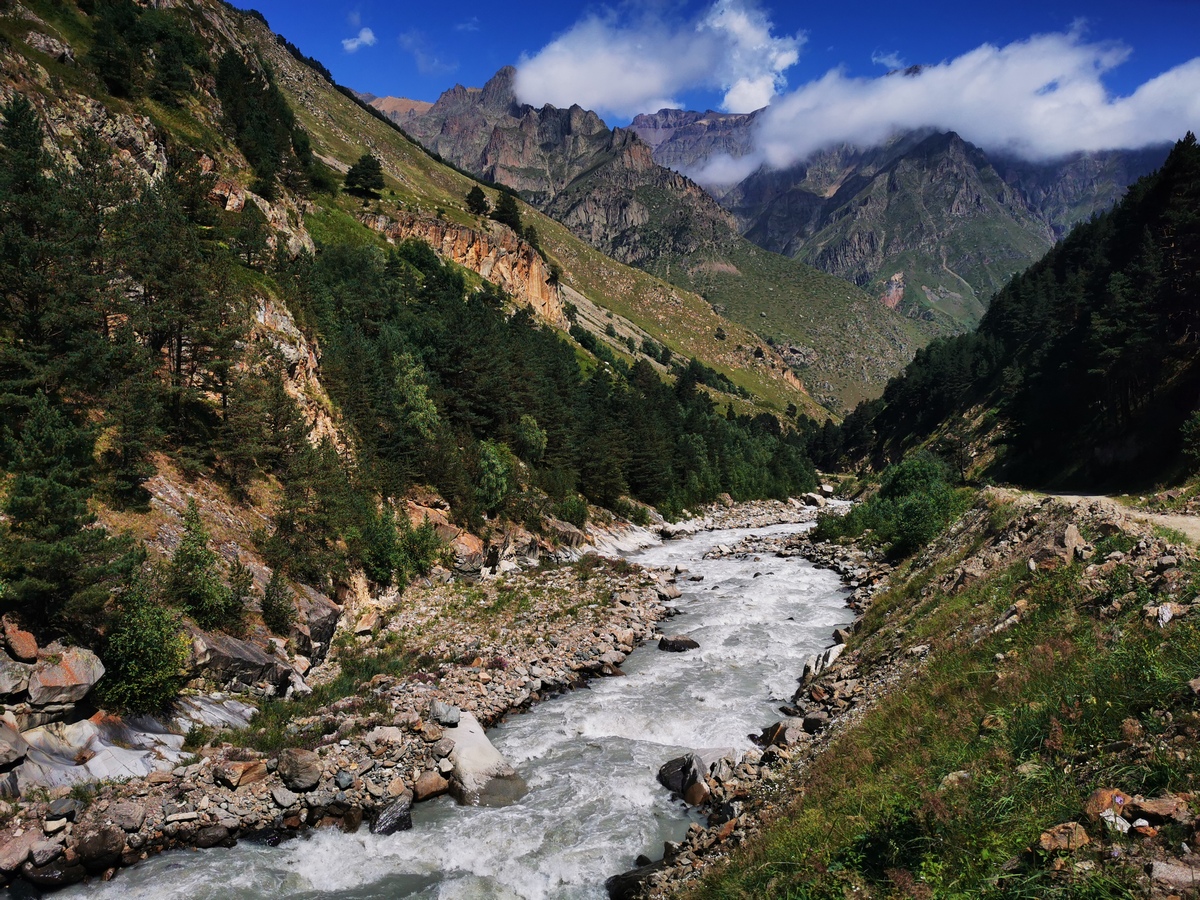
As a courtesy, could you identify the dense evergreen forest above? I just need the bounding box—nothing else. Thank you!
[815,133,1200,486]
[0,49,817,706]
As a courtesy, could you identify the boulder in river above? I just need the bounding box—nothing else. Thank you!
[444,711,526,805]
[658,635,699,652]
[606,857,670,900]
[370,790,414,835]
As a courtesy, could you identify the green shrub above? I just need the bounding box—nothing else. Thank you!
[553,495,588,528]
[613,498,651,527]
[100,580,190,713]
[814,451,970,560]
[476,440,514,514]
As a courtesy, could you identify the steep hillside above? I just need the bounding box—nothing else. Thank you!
[400,68,933,410]
[820,133,1200,488]
[0,0,840,778]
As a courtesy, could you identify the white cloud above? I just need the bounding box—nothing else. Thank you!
[870,50,905,70]
[342,27,376,53]
[514,0,803,119]
[348,11,361,28]
[455,16,481,33]
[687,27,1200,183]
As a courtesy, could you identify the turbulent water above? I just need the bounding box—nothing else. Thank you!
[60,523,850,900]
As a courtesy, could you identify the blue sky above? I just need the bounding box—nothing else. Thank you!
[236,0,1200,163]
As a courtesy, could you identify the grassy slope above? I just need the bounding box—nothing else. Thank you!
[694,493,1200,899]
[238,19,821,418]
[666,238,937,412]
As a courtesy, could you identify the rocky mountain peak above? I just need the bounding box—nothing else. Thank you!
[480,65,517,111]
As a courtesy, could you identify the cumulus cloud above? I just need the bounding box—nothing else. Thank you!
[514,0,803,119]
[687,27,1200,183]
[342,27,376,53]
[455,17,481,33]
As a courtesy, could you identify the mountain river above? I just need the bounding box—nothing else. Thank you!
[57,522,850,900]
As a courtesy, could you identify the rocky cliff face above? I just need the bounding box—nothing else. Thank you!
[359,211,564,326]
[628,108,758,186]
[403,68,740,270]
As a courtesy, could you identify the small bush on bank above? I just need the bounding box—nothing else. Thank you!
[813,451,971,560]
[99,579,190,713]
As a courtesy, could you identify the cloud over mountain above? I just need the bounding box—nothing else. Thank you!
[517,5,1200,176]
[514,0,803,119]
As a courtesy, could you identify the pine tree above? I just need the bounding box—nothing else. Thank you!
[344,153,384,196]
[465,185,489,216]
[0,394,139,634]
[164,499,237,630]
[490,190,522,231]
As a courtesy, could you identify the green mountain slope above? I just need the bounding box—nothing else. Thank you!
[401,69,933,411]
[821,133,1200,487]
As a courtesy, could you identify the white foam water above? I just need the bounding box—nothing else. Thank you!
[57,522,849,900]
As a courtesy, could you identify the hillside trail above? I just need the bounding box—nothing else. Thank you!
[1043,492,1200,544]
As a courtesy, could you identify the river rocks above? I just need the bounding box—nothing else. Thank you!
[414,770,450,801]
[760,719,807,747]
[658,635,699,652]
[370,791,414,835]
[606,857,671,900]
[277,748,322,792]
[27,648,105,705]
[111,801,146,832]
[216,759,267,789]
[28,841,62,867]
[20,857,86,888]
[76,825,125,870]
[429,700,461,727]
[0,832,39,874]
[271,785,299,808]
[802,711,830,734]
[445,712,525,805]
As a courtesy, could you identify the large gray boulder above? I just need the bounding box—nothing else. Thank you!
[187,628,292,692]
[27,648,104,705]
[444,712,525,805]
[277,747,322,792]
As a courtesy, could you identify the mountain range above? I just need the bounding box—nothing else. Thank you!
[377,76,1169,334]
[384,68,937,411]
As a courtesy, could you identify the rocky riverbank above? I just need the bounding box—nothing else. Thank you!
[0,555,681,892]
[612,489,1200,899]
[0,495,845,894]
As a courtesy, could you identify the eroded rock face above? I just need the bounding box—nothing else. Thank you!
[361,211,563,326]
[187,628,292,693]
[27,648,105,705]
